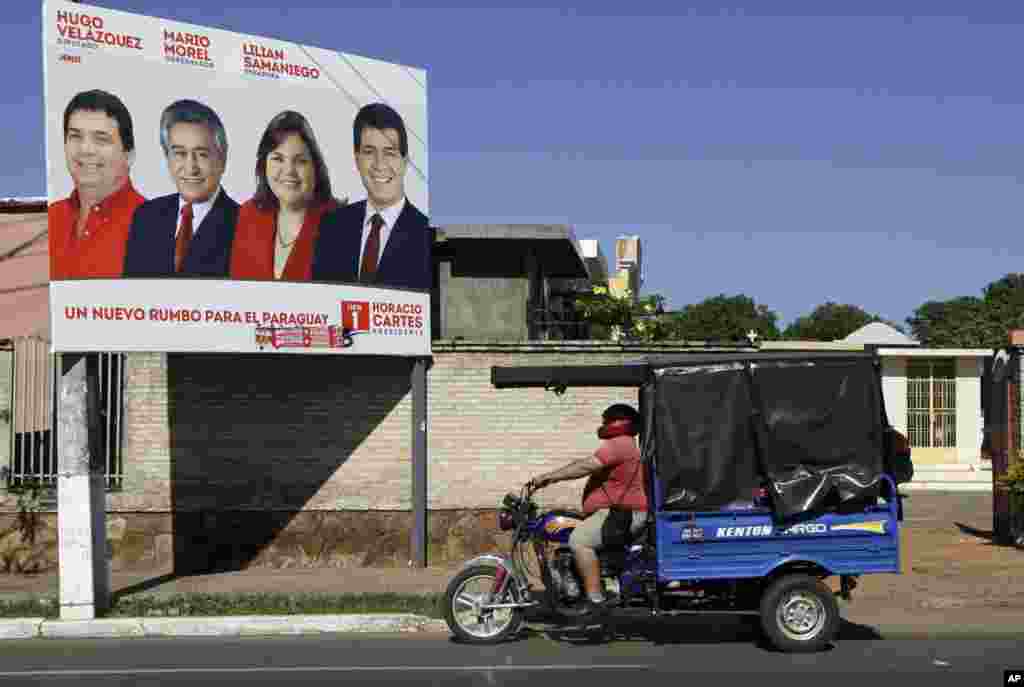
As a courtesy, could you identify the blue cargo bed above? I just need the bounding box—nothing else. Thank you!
[655,498,900,580]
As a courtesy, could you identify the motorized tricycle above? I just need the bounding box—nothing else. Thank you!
[443,350,912,653]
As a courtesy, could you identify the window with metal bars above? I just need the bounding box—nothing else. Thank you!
[5,343,125,491]
[906,358,957,449]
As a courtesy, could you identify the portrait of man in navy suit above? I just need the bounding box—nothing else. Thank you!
[123,99,239,277]
[311,103,431,291]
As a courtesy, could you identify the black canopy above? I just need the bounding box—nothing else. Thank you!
[492,351,887,519]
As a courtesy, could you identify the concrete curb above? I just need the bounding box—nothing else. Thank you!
[4,609,1022,641]
[0,618,45,639]
[0,615,449,639]
[42,618,146,639]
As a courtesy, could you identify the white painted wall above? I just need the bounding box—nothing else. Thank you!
[881,357,907,434]
[881,354,987,466]
[879,351,992,488]
[957,357,984,465]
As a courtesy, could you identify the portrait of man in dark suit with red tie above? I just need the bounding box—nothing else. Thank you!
[311,103,431,291]
[123,99,239,277]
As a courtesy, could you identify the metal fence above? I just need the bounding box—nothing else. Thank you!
[527,303,591,340]
[6,340,125,490]
[906,359,957,448]
[8,338,55,487]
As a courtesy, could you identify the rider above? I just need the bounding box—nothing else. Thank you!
[528,403,648,614]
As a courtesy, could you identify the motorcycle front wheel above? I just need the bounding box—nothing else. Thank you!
[444,565,524,644]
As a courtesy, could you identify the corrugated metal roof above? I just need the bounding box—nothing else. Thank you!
[841,321,919,345]
[0,197,48,207]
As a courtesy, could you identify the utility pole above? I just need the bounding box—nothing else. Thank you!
[56,354,109,620]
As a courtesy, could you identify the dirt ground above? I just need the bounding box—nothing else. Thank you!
[0,492,1020,623]
[815,490,1024,628]
[833,521,1024,612]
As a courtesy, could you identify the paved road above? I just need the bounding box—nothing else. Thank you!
[0,627,1019,687]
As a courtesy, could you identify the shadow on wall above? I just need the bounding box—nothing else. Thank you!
[166,353,410,575]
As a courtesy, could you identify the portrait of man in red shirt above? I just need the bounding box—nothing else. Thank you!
[48,89,145,280]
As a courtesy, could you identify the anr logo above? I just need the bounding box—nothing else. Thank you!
[341,301,370,332]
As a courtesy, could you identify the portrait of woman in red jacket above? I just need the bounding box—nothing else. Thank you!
[230,110,343,281]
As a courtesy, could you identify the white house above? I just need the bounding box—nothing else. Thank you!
[841,323,993,491]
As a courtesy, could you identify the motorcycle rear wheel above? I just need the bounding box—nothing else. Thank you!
[759,574,839,653]
[444,565,524,644]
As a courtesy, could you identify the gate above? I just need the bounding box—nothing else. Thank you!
[6,339,125,491]
[986,332,1023,545]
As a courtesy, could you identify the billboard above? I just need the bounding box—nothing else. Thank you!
[43,1,430,356]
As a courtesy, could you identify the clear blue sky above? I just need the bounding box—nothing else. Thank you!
[7,0,1023,330]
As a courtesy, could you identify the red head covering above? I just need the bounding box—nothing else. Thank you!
[597,417,637,440]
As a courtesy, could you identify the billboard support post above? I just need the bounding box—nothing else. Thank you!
[410,357,428,568]
[56,353,110,620]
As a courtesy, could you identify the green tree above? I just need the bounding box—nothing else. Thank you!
[906,296,987,347]
[782,302,880,341]
[905,274,1024,348]
[668,294,780,342]
[574,286,672,341]
[980,273,1024,347]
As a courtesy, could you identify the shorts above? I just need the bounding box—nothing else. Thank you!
[569,509,647,550]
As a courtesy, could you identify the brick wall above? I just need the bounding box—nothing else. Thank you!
[1,342,752,515]
[427,342,663,511]
[119,352,414,512]
[112,343,677,513]
[0,342,715,570]
[116,353,171,510]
